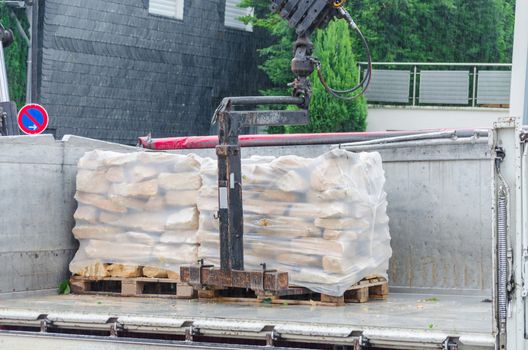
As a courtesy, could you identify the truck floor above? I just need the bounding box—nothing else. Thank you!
[0,292,492,335]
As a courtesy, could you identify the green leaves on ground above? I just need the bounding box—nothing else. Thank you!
[58,280,71,295]
[418,296,439,303]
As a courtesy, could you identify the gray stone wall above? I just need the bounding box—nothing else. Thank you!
[35,0,264,144]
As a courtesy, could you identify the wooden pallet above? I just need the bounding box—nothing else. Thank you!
[70,276,196,299]
[196,276,388,306]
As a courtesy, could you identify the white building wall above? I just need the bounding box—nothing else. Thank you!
[366,106,509,131]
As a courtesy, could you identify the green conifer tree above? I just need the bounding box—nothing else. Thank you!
[286,20,367,133]
[240,1,368,133]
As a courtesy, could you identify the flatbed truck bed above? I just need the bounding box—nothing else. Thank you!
[0,132,519,349]
[0,292,494,349]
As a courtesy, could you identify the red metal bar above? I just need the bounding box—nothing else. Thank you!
[138,129,487,150]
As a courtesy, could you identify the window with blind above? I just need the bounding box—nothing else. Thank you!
[224,0,253,32]
[149,0,184,20]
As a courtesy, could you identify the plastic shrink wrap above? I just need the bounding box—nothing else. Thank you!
[70,149,391,296]
[198,149,391,296]
[69,150,201,280]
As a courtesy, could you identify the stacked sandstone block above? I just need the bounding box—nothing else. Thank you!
[69,150,201,280]
[197,150,391,296]
[69,149,391,296]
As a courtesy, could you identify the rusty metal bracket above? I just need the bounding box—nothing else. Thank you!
[260,263,279,293]
[180,266,289,293]
[108,317,123,337]
[39,316,51,333]
[187,260,214,288]
[520,130,528,143]
[185,324,199,342]
[352,337,362,350]
[215,145,240,157]
[443,338,460,350]
[266,329,280,347]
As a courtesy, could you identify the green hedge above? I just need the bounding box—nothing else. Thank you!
[0,3,28,108]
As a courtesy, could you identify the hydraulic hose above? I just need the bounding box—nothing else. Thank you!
[314,6,372,100]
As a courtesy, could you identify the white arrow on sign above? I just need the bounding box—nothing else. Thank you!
[29,124,37,130]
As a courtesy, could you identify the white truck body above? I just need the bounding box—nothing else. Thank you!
[0,0,527,347]
[0,126,521,349]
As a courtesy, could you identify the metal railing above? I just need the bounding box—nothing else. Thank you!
[358,62,513,107]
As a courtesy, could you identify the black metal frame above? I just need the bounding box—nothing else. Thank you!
[215,96,307,271]
[181,0,343,293]
[180,97,308,293]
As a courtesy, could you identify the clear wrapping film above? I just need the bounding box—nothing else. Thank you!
[69,150,202,280]
[198,149,391,296]
[70,149,391,295]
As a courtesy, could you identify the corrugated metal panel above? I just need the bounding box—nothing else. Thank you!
[365,69,410,103]
[477,70,511,105]
[419,70,469,105]
[225,0,253,32]
[149,0,184,20]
